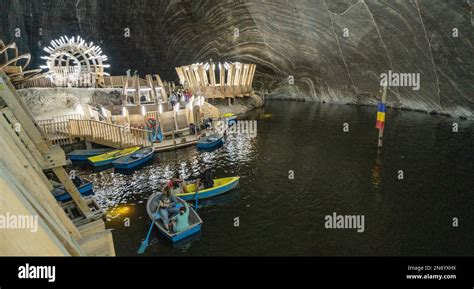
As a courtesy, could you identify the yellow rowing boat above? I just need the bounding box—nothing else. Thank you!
[87,146,141,166]
[176,177,240,201]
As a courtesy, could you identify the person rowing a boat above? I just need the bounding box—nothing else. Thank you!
[167,172,189,194]
[170,203,190,233]
[196,168,214,190]
[158,186,179,231]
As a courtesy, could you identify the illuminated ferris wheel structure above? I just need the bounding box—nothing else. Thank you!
[41,36,109,87]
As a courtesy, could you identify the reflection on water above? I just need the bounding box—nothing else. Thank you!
[75,101,474,256]
[86,133,256,217]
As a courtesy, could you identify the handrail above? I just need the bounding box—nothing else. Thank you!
[69,119,152,148]
[37,114,83,125]
[39,120,73,146]
[103,75,160,89]
[36,114,84,145]
[38,110,202,149]
[19,76,56,88]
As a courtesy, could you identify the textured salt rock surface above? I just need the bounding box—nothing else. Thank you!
[2,0,473,118]
[18,87,259,119]
[18,88,122,118]
[210,95,264,115]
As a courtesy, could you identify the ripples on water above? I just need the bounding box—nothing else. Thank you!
[76,101,474,256]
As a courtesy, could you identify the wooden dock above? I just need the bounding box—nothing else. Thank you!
[34,99,220,151]
[68,117,204,152]
[152,131,204,152]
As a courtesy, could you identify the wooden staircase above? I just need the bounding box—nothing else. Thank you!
[68,119,152,149]
[38,102,221,149]
[0,70,115,256]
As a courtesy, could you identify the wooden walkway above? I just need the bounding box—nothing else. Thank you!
[153,131,201,152]
[59,117,204,152]
[67,118,204,150]
[69,119,152,149]
[37,101,221,150]
[35,101,221,150]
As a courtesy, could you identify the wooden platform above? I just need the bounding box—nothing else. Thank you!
[175,62,256,99]
[152,131,203,152]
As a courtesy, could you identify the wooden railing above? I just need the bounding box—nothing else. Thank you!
[103,75,160,88]
[19,76,56,89]
[40,121,73,145]
[103,76,126,88]
[37,114,83,125]
[145,111,160,120]
[69,119,152,148]
[48,68,96,87]
[37,114,84,145]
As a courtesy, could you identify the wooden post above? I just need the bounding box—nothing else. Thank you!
[195,110,198,138]
[146,74,157,102]
[123,75,129,103]
[52,167,92,217]
[88,120,93,138]
[155,74,168,102]
[173,109,179,132]
[125,108,130,124]
[196,105,202,134]
[209,63,216,87]
[134,75,140,105]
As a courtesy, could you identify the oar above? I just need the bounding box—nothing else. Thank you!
[195,188,199,212]
[137,207,159,254]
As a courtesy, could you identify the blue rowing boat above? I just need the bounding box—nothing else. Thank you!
[197,134,223,150]
[146,192,203,242]
[51,177,94,202]
[112,147,154,169]
[67,148,114,161]
[177,177,240,201]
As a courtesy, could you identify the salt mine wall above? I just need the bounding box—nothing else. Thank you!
[1,0,472,118]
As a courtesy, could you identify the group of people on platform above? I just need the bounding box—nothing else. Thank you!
[168,89,193,110]
[157,169,214,233]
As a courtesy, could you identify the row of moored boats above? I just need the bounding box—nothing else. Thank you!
[63,119,239,246]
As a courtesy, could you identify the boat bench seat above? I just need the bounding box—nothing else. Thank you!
[152,204,184,220]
